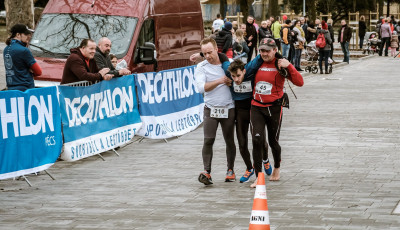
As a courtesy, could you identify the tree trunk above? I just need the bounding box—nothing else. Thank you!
[220,0,227,18]
[5,0,35,32]
[240,0,249,23]
[268,0,279,20]
[378,0,384,17]
[386,0,391,17]
[307,0,317,22]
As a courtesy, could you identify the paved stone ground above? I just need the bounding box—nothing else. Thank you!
[0,45,400,229]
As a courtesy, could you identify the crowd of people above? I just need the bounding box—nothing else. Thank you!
[210,14,344,74]
[371,15,400,57]
[3,23,131,91]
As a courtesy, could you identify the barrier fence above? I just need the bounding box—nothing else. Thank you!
[0,65,204,183]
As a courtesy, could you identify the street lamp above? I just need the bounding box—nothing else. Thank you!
[303,0,306,16]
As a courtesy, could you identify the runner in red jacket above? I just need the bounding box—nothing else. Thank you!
[249,38,304,187]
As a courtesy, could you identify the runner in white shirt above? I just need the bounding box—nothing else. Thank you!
[194,38,237,185]
[212,14,224,33]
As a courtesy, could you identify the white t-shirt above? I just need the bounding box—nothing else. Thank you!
[212,19,224,32]
[194,60,234,109]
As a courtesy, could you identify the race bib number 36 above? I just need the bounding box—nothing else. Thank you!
[255,81,272,95]
[234,81,252,93]
[210,106,229,118]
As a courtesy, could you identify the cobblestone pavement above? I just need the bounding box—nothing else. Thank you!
[0,47,399,229]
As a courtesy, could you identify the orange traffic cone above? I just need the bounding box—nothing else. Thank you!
[249,172,270,230]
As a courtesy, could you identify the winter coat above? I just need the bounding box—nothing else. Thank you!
[271,21,282,39]
[259,27,273,41]
[215,28,233,56]
[292,26,305,49]
[391,34,399,48]
[306,25,317,43]
[380,23,392,38]
[338,24,352,43]
[61,48,102,84]
[359,21,367,37]
[246,21,258,47]
[328,24,335,43]
[94,47,120,78]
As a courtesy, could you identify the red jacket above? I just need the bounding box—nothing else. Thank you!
[61,48,102,84]
[252,59,304,107]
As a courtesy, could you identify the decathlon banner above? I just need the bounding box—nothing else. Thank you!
[135,66,204,139]
[58,75,142,161]
[0,87,62,180]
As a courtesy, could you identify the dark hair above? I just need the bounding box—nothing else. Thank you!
[228,59,245,73]
[79,39,95,48]
[285,19,291,24]
[110,54,117,60]
[217,14,221,18]
[274,16,280,21]
[6,24,32,45]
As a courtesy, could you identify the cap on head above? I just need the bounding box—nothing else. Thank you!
[10,24,33,35]
[259,38,277,51]
[224,21,233,31]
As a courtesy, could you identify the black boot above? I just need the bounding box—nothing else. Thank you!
[325,68,329,74]
[320,69,323,74]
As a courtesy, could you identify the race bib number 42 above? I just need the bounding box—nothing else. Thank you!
[210,106,229,118]
[255,81,272,95]
[234,81,252,93]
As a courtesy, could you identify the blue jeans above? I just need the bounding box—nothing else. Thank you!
[340,42,350,63]
[281,43,290,59]
[294,49,302,69]
[319,50,330,72]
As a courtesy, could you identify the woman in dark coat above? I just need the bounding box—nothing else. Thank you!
[359,15,367,50]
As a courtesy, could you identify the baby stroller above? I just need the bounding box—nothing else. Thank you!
[304,41,319,73]
[304,40,333,74]
[363,32,381,55]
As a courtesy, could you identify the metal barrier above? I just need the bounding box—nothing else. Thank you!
[61,80,99,87]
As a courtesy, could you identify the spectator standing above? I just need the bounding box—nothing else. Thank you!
[246,15,258,63]
[338,20,352,63]
[300,17,308,39]
[212,14,224,33]
[271,16,282,51]
[259,20,273,41]
[359,16,367,50]
[379,18,392,56]
[288,21,298,63]
[215,21,234,58]
[376,16,384,38]
[4,24,42,91]
[61,39,112,84]
[233,29,250,63]
[327,19,335,60]
[292,20,305,71]
[306,21,317,43]
[317,21,332,74]
[390,31,399,56]
[94,37,131,78]
[281,19,292,59]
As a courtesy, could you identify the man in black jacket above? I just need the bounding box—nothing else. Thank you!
[337,20,352,63]
[94,37,131,77]
[245,15,258,63]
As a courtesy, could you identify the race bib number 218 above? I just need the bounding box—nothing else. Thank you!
[210,106,229,118]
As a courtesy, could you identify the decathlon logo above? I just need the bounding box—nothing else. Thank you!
[136,68,199,104]
[0,95,54,139]
[64,86,134,127]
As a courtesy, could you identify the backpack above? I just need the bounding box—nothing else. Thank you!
[316,33,326,48]
[279,26,291,43]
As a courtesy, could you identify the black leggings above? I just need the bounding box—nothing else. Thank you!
[250,105,283,176]
[235,99,268,171]
[202,107,236,173]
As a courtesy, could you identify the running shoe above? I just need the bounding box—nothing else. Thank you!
[225,169,236,182]
[263,159,272,176]
[239,169,254,183]
[198,172,213,185]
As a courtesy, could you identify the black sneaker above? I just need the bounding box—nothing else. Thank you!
[198,172,213,185]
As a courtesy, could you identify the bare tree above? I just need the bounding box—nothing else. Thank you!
[5,0,35,32]
[220,0,227,18]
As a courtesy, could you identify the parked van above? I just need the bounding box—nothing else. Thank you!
[30,0,204,87]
